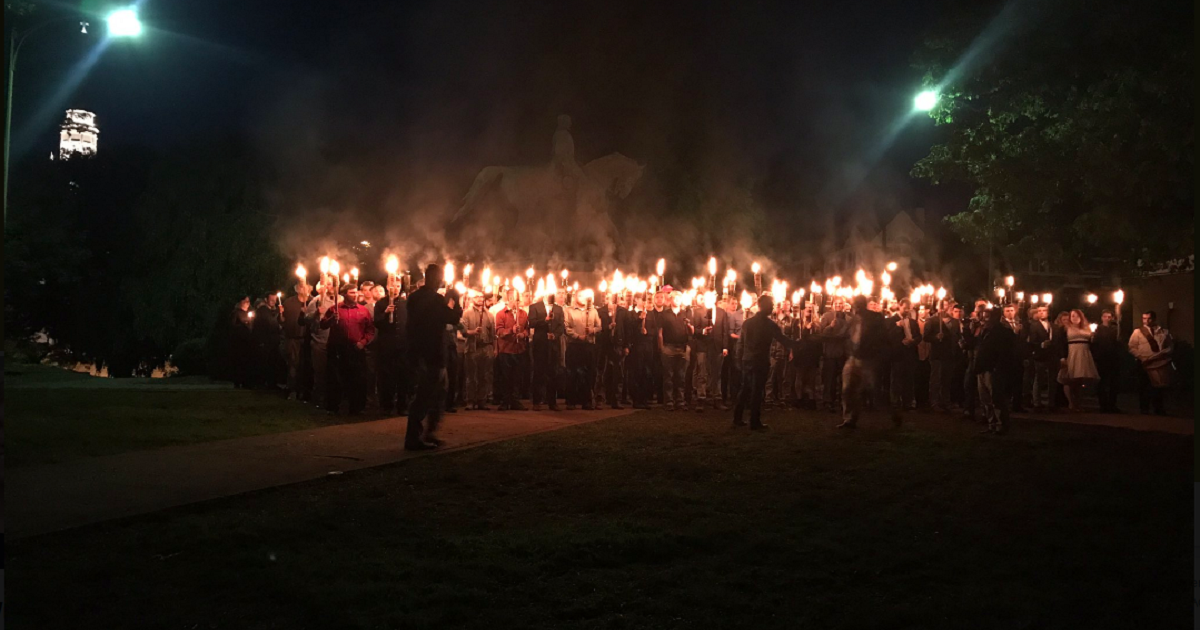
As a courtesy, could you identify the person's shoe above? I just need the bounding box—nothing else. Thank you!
[405,441,437,451]
[633,404,651,410]
[511,403,528,411]
[566,404,577,411]
[732,419,748,427]
[582,404,594,410]
[548,404,560,411]
[610,403,624,410]
[665,403,676,412]
[532,404,543,411]
[978,426,995,434]
[694,405,704,413]
[750,423,770,431]
[446,407,458,414]
[836,421,856,429]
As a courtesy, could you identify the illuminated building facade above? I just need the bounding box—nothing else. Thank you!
[59,109,99,160]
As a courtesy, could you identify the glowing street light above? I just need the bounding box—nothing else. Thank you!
[106,8,143,37]
[914,90,939,112]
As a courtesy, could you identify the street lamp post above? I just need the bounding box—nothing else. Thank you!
[3,7,141,221]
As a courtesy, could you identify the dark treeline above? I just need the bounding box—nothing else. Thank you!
[5,140,286,376]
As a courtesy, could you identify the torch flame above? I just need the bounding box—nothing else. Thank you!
[1113,289,1124,304]
[1086,294,1097,304]
[656,258,665,277]
[740,290,754,310]
[886,261,898,272]
[600,279,608,293]
[811,281,821,294]
[351,267,359,280]
[295,263,307,279]
[1042,293,1053,304]
[385,255,399,275]
[525,266,534,279]
[319,257,330,275]
[751,261,761,274]
[1005,275,1015,287]
[481,267,491,287]
[513,276,526,293]
[935,287,947,300]
[329,260,341,276]
[561,269,569,279]
[880,270,891,286]
[707,256,717,276]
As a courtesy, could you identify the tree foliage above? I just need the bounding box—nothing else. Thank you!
[911,0,1193,271]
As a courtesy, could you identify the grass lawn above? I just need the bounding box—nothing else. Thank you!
[5,364,368,467]
[7,408,1190,629]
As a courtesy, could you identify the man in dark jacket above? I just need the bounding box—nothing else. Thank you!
[374,278,409,415]
[404,265,463,450]
[253,293,285,389]
[595,293,626,409]
[733,294,798,430]
[1092,310,1121,412]
[838,295,896,429]
[974,308,1019,434]
[887,300,921,414]
[1025,305,1055,410]
[281,284,311,400]
[819,300,850,413]
[528,291,566,410]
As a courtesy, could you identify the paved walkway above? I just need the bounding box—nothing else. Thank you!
[1014,409,1193,435]
[7,408,633,539]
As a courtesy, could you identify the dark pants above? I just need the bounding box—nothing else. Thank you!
[1136,368,1166,414]
[376,347,410,414]
[532,338,561,407]
[653,347,665,404]
[1096,355,1120,411]
[600,347,624,406]
[721,351,741,403]
[445,349,461,410]
[627,345,654,406]
[256,336,284,389]
[822,354,846,410]
[889,353,916,411]
[914,358,930,408]
[406,357,447,445]
[566,341,595,407]
[661,346,688,407]
[733,361,769,428]
[497,352,523,407]
[326,341,367,414]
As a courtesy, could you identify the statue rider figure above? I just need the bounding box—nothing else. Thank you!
[551,114,583,211]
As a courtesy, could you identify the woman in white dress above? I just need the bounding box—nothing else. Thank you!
[1062,309,1100,411]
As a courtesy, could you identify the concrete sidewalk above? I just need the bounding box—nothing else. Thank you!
[7,407,633,539]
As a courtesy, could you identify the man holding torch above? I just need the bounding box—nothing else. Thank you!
[404,263,463,450]
[374,274,410,416]
[321,284,376,416]
[282,279,312,401]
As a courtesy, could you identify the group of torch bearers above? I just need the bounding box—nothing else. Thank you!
[234,254,1175,448]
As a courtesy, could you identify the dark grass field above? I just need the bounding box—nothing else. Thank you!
[6,407,1191,629]
[5,364,367,467]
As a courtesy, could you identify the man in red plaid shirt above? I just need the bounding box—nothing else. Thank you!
[495,289,530,410]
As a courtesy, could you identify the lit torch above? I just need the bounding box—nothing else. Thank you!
[385,255,400,322]
[656,258,666,287]
[707,256,717,290]
[443,262,455,286]
[751,261,762,295]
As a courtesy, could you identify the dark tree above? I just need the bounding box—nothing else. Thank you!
[911,0,1193,272]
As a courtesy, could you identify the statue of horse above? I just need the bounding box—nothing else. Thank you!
[450,152,644,228]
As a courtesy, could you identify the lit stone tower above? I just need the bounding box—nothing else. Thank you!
[59,109,99,160]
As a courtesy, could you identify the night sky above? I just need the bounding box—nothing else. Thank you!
[11,0,956,257]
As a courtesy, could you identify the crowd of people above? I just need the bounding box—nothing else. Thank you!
[230,264,1175,450]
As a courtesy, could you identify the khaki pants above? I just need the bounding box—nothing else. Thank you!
[465,347,494,407]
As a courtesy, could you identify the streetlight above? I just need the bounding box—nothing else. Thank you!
[4,6,143,220]
[914,90,939,112]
